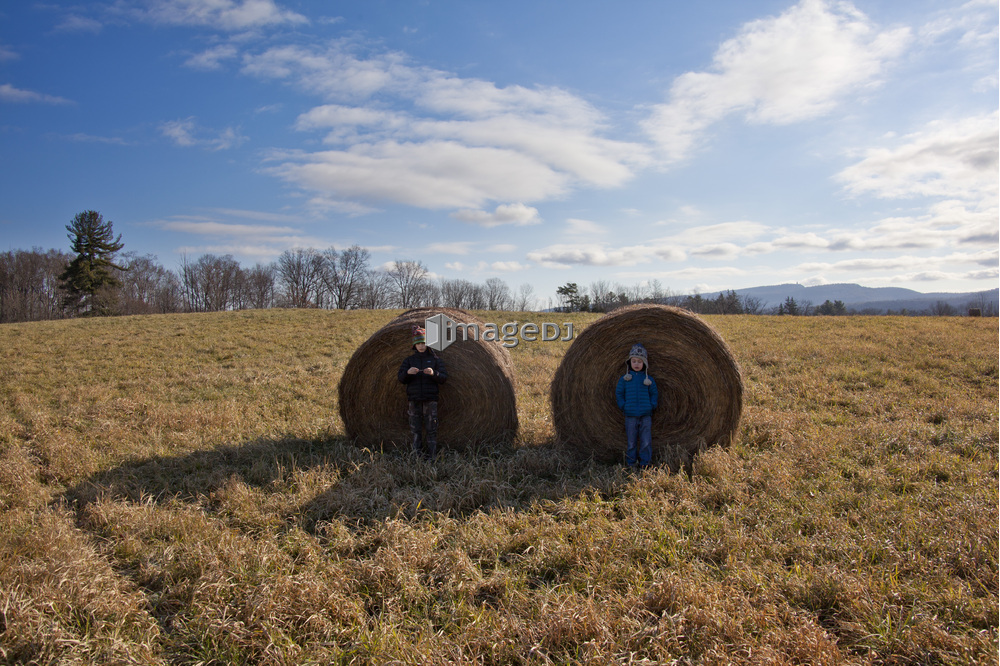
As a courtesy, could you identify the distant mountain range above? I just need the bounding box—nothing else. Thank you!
[729,283,998,314]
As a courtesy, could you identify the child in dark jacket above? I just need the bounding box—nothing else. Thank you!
[615,343,658,468]
[397,325,447,460]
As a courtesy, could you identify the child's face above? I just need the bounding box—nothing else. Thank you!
[630,357,644,371]
[415,342,427,352]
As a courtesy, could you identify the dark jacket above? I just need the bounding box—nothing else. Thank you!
[616,363,658,417]
[398,348,448,401]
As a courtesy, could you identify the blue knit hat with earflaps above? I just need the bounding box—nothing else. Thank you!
[624,343,652,385]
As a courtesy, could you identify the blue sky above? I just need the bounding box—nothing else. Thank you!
[1,0,997,305]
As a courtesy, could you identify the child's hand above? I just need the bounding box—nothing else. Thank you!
[407,367,420,375]
[423,367,434,375]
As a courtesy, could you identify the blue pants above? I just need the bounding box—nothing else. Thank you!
[625,415,652,467]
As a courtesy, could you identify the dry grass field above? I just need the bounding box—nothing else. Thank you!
[0,309,996,665]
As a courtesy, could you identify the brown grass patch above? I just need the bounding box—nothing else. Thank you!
[0,310,996,664]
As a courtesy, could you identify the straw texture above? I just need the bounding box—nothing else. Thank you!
[338,308,518,450]
[550,304,743,466]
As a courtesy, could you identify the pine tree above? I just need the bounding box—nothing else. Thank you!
[59,210,126,316]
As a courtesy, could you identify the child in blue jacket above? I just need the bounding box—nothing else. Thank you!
[615,343,658,468]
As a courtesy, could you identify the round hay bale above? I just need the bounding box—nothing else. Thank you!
[338,308,518,451]
[550,304,742,465]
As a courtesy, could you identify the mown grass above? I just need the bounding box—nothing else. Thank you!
[0,310,996,664]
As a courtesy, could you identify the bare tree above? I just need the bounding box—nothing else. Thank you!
[440,278,473,308]
[483,277,512,310]
[741,294,765,315]
[277,248,325,308]
[119,253,181,314]
[967,291,997,317]
[930,300,957,316]
[415,279,441,307]
[321,245,370,309]
[387,260,429,308]
[357,269,394,309]
[515,282,536,311]
[589,280,612,312]
[181,254,242,312]
[243,263,276,310]
[0,248,72,322]
[467,281,487,310]
[648,279,669,303]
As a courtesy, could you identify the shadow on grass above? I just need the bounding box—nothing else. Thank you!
[62,435,355,511]
[61,436,646,530]
[297,438,634,529]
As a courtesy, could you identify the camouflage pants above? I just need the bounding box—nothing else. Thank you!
[408,400,438,459]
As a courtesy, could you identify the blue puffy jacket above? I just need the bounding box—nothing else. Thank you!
[616,366,658,417]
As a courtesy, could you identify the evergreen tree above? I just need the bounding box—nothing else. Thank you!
[556,282,580,312]
[59,210,126,316]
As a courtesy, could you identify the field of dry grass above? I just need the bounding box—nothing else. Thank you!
[1,309,996,665]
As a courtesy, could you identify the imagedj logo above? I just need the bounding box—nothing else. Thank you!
[425,313,574,350]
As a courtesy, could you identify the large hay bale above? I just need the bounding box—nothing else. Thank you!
[338,308,518,450]
[550,304,742,465]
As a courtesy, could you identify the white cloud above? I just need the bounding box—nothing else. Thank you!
[836,112,999,201]
[447,260,531,274]
[206,208,303,223]
[426,242,474,255]
[484,261,529,272]
[615,266,748,282]
[246,40,648,210]
[185,44,239,70]
[304,195,379,217]
[565,218,607,236]
[0,45,17,62]
[270,144,565,210]
[795,249,999,274]
[644,0,911,162]
[527,242,685,268]
[487,243,517,253]
[772,232,831,250]
[0,83,72,105]
[161,117,247,150]
[161,219,299,237]
[690,243,742,258]
[884,266,999,284]
[127,0,307,30]
[157,213,325,257]
[53,15,103,33]
[920,0,999,49]
[63,133,130,145]
[242,44,405,98]
[451,203,542,227]
[671,221,769,243]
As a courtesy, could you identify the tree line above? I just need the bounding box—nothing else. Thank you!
[0,246,544,323]
[1,211,544,323]
[553,281,996,317]
[2,210,994,324]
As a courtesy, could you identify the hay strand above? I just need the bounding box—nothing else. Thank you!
[550,304,743,465]
[338,308,518,451]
